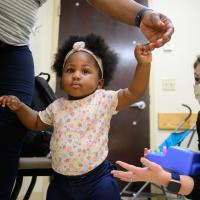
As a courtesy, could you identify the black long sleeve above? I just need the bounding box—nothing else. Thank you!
[185,112,200,199]
[185,173,200,200]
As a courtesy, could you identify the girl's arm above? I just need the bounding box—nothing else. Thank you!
[0,95,49,131]
[117,43,152,110]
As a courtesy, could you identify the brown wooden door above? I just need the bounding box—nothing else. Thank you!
[56,0,150,189]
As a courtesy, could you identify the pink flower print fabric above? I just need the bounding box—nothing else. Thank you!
[39,89,118,175]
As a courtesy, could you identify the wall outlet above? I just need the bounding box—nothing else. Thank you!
[162,79,176,91]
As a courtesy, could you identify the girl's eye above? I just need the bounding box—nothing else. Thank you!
[82,69,90,74]
[66,68,74,73]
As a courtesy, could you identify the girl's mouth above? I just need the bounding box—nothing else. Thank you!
[71,82,81,88]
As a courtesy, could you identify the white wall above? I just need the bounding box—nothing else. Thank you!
[148,0,200,150]
[30,0,60,90]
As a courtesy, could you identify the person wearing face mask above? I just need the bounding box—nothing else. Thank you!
[111,56,200,199]
[194,56,200,151]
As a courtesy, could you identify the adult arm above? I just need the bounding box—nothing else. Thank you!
[111,158,195,196]
[88,0,142,26]
[87,0,174,49]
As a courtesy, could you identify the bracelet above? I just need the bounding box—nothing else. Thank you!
[135,7,153,27]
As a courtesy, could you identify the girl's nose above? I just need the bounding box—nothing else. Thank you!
[73,71,81,79]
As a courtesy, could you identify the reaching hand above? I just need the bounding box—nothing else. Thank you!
[134,43,152,65]
[111,158,170,186]
[140,11,174,50]
[0,95,22,111]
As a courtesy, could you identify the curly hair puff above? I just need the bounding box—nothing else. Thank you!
[52,33,118,87]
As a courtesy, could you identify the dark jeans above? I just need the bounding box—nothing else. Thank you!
[47,160,121,200]
[0,44,34,199]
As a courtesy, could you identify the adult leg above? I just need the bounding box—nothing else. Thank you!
[0,46,34,199]
[0,118,26,200]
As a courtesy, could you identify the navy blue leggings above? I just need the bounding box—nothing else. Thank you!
[47,160,121,200]
[0,45,34,199]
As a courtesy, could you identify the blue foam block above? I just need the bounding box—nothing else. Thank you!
[146,146,200,175]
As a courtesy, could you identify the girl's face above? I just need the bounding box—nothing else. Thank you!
[194,63,200,85]
[61,51,104,98]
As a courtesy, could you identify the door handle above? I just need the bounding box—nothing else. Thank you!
[130,101,146,109]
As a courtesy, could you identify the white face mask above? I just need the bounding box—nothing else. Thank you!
[194,84,200,104]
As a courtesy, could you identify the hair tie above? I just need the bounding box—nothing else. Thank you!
[73,41,85,50]
[62,41,103,78]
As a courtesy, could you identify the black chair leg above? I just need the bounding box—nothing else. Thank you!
[10,175,23,200]
[23,176,37,200]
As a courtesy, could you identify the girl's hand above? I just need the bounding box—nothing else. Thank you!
[0,95,22,111]
[134,43,152,65]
